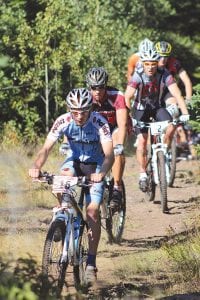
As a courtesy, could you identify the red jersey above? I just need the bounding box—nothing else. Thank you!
[165,56,182,76]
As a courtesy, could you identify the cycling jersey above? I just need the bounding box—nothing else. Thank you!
[47,111,112,164]
[128,69,176,110]
[92,87,127,132]
[165,56,182,76]
[127,53,144,80]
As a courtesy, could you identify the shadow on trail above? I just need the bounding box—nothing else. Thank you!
[120,225,200,251]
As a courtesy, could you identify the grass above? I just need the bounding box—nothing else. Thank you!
[1,144,200,299]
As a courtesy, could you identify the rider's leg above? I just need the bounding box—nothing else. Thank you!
[136,133,148,174]
[110,129,126,207]
[86,201,101,261]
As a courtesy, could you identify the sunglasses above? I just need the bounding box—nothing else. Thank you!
[70,109,90,116]
[91,85,106,91]
[143,62,158,67]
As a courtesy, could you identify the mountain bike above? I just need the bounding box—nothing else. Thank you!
[135,119,178,213]
[58,145,126,243]
[34,173,91,296]
[100,173,126,244]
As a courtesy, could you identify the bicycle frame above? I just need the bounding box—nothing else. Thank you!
[52,176,87,267]
[149,121,170,184]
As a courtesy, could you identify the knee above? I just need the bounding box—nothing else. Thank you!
[87,205,99,222]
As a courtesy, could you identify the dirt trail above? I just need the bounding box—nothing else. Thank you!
[95,157,200,293]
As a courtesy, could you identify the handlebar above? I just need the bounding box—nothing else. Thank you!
[33,172,92,188]
[132,118,185,129]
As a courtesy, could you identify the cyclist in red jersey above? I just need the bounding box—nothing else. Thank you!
[86,67,128,210]
[125,48,189,191]
[127,38,154,81]
[155,41,193,149]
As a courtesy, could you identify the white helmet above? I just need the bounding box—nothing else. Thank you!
[138,38,154,53]
[66,88,92,110]
[140,48,160,62]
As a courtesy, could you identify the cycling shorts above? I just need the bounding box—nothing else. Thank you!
[134,107,172,135]
[60,158,104,205]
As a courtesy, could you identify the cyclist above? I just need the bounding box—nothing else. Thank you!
[86,67,128,210]
[155,41,193,149]
[124,48,189,192]
[127,38,154,81]
[28,88,114,285]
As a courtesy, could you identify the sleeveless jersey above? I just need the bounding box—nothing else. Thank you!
[47,112,112,164]
[128,68,176,110]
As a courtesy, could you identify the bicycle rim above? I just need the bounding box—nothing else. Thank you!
[73,221,89,290]
[106,179,126,244]
[157,151,168,213]
[41,220,67,297]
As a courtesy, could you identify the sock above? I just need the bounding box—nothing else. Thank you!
[139,172,147,180]
[113,185,122,191]
[86,253,96,267]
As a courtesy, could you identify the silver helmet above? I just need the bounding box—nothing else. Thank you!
[138,38,154,53]
[86,67,108,87]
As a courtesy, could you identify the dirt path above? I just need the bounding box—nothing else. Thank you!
[95,157,200,296]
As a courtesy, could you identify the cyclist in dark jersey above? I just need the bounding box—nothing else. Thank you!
[29,88,114,285]
[125,48,189,192]
[86,67,128,210]
[155,41,193,154]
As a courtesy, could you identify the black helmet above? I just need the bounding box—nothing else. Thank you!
[86,67,108,87]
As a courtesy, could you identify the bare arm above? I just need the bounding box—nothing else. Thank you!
[168,83,189,115]
[90,140,114,182]
[124,85,136,110]
[100,141,114,177]
[116,108,128,145]
[179,69,193,99]
[28,138,55,178]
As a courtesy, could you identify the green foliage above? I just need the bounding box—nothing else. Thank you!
[0,0,199,142]
[163,231,200,282]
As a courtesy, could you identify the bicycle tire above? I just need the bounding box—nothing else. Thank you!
[42,219,67,297]
[145,158,156,202]
[168,136,177,187]
[73,221,89,290]
[157,151,168,213]
[106,178,126,244]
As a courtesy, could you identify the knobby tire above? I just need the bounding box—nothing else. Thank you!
[41,219,67,297]
[73,221,89,290]
[168,136,177,187]
[157,151,168,213]
[106,178,126,243]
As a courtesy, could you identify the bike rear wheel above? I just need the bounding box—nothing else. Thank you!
[106,178,126,243]
[157,151,168,213]
[73,221,89,290]
[168,136,177,187]
[42,219,67,297]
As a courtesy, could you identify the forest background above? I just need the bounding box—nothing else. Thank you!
[0,0,200,146]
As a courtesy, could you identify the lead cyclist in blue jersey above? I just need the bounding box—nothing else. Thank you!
[28,88,114,285]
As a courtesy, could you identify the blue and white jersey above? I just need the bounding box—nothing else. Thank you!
[47,112,112,164]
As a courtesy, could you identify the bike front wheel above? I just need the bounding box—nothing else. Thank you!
[157,151,168,213]
[145,158,156,202]
[106,179,126,243]
[168,136,177,187]
[42,219,67,297]
[73,221,89,290]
